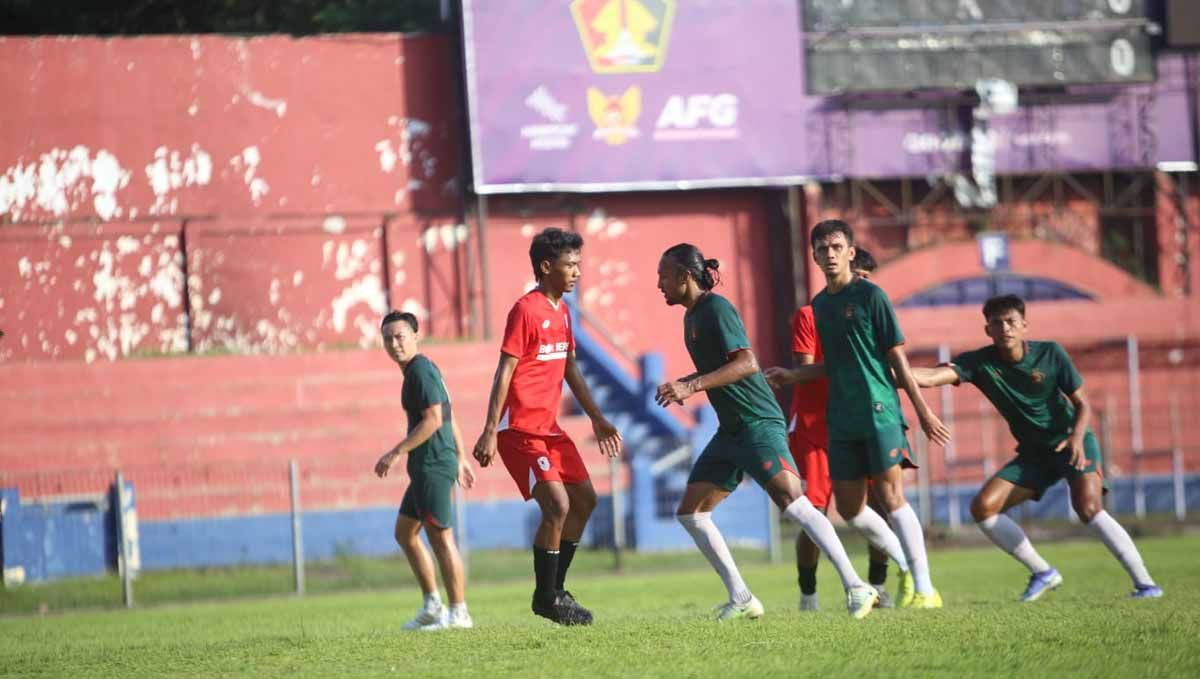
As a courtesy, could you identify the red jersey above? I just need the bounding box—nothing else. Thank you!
[789,305,829,446]
[499,289,575,436]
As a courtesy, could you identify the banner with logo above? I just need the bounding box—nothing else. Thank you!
[461,0,810,193]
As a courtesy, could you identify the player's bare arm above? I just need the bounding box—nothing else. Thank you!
[910,365,960,389]
[886,345,951,447]
[656,348,758,406]
[565,350,623,458]
[763,362,825,389]
[450,416,475,489]
[1055,386,1093,471]
[375,402,443,478]
[472,353,519,467]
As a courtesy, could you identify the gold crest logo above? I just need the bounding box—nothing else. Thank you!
[844,304,856,319]
[571,0,675,74]
[588,86,642,145]
[1030,369,1045,384]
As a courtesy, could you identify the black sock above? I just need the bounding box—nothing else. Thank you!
[556,540,578,591]
[869,560,889,587]
[533,546,560,604]
[798,565,818,596]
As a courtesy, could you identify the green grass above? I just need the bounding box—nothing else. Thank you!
[0,548,759,614]
[3,536,1197,678]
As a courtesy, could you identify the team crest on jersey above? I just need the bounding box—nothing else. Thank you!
[844,304,855,319]
[1030,369,1045,384]
[873,402,884,413]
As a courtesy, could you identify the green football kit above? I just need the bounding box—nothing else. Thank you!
[397,354,458,527]
[811,277,916,480]
[951,341,1102,499]
[682,293,796,492]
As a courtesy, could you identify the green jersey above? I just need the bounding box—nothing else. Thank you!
[950,340,1084,455]
[811,277,906,439]
[683,292,785,431]
[401,354,457,476]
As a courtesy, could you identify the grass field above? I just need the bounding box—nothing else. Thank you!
[3,535,1198,678]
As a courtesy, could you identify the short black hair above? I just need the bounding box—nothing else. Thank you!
[852,247,877,273]
[982,294,1025,320]
[530,227,584,280]
[662,243,721,291]
[810,219,855,248]
[380,310,418,333]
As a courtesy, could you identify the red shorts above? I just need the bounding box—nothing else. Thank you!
[789,430,832,510]
[497,429,590,501]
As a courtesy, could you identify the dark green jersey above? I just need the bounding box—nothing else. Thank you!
[951,340,1084,454]
[683,292,785,431]
[811,277,906,439]
[401,354,457,476]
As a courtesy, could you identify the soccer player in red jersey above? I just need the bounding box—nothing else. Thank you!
[472,227,623,626]
[769,250,915,611]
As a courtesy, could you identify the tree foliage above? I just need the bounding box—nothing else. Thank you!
[0,0,446,36]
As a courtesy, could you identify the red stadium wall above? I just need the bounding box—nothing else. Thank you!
[2,33,1197,514]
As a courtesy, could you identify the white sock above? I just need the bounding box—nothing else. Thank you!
[889,503,934,596]
[978,514,1051,574]
[1087,510,1156,588]
[678,512,753,604]
[846,507,910,572]
[423,591,442,610]
[449,602,469,616]
[782,496,866,590]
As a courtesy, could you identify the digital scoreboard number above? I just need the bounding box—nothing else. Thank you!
[803,0,1155,94]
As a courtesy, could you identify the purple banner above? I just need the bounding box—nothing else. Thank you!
[795,53,1197,179]
[462,0,809,193]
[462,2,1198,192]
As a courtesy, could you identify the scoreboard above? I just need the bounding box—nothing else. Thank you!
[803,0,1155,94]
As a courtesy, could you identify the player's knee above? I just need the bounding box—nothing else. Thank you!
[573,487,598,516]
[395,527,419,550]
[539,497,570,525]
[1072,497,1102,523]
[834,496,863,520]
[969,494,994,523]
[394,519,419,547]
[873,486,905,513]
[425,525,455,550]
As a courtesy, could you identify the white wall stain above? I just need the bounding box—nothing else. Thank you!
[376,117,437,193]
[0,146,130,221]
[375,140,398,173]
[322,216,346,234]
[244,89,288,117]
[229,146,269,206]
[330,274,388,344]
[331,240,372,280]
[145,144,213,215]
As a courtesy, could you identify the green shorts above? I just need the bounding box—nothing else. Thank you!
[688,420,797,493]
[399,469,455,529]
[996,431,1105,501]
[828,424,916,481]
